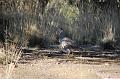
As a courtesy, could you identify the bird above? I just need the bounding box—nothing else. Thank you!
[56,28,76,56]
[59,37,75,54]
[56,28,65,43]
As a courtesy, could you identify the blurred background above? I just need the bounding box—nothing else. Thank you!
[0,0,120,48]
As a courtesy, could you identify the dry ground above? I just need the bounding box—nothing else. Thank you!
[0,58,120,79]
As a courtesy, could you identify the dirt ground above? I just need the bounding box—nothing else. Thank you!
[0,58,120,79]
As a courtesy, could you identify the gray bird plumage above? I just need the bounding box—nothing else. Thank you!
[56,28,76,53]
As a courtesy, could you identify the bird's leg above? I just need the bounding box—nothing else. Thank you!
[66,49,71,58]
[67,49,74,59]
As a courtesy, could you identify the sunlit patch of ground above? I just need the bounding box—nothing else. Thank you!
[0,58,120,79]
[93,64,120,79]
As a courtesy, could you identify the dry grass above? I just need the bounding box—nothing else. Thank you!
[0,48,6,64]
[1,0,120,46]
[0,43,22,79]
[102,23,115,43]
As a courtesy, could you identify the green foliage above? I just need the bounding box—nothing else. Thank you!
[59,0,79,22]
[46,0,79,23]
